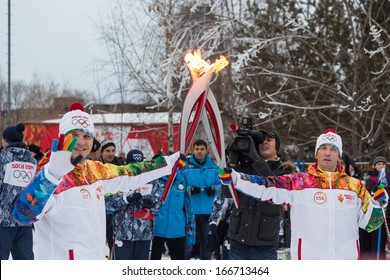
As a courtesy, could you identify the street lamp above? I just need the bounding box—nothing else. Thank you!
[7,0,12,125]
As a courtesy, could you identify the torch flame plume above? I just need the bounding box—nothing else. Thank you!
[185,49,229,77]
[213,56,229,74]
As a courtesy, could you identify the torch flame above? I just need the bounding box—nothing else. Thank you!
[185,49,229,77]
[213,56,229,74]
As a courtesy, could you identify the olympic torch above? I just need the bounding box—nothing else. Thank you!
[162,50,239,208]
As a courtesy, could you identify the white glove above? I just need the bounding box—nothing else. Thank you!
[231,169,239,185]
[46,134,82,180]
[164,151,181,168]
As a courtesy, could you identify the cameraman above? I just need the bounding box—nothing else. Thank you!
[223,129,293,260]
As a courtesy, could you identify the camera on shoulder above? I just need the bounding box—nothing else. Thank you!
[229,117,264,152]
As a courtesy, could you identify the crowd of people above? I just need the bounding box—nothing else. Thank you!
[0,102,388,260]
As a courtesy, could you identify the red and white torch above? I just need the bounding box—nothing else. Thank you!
[162,50,239,208]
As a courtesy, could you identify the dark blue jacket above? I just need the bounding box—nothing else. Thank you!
[0,143,37,227]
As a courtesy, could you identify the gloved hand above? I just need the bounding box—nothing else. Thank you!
[373,184,388,205]
[242,136,261,163]
[126,192,142,204]
[164,151,180,167]
[205,186,215,197]
[191,186,201,195]
[226,144,239,166]
[206,224,218,252]
[46,134,82,180]
[378,168,388,188]
[141,198,154,209]
[131,208,157,220]
[177,153,187,169]
[219,167,233,185]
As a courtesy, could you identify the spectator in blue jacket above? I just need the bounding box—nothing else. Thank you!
[182,139,220,260]
[150,170,195,260]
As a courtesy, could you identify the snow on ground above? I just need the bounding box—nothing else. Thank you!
[23,228,388,260]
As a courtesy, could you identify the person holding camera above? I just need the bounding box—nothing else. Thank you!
[182,139,220,260]
[210,127,293,260]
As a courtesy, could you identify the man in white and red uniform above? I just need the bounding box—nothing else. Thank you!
[220,129,388,260]
[11,102,180,260]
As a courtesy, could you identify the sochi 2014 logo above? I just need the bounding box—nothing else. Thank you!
[4,162,36,187]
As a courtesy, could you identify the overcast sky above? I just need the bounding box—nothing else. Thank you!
[1,0,111,94]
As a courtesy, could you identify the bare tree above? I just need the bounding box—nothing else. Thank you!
[96,0,236,151]
[227,0,390,161]
[95,0,390,161]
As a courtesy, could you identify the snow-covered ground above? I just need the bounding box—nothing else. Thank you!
[25,229,388,260]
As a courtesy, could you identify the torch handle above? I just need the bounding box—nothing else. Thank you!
[161,161,179,202]
[381,207,390,238]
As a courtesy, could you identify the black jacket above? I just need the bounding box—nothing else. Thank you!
[228,158,292,247]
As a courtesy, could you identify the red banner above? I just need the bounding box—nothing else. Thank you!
[23,123,180,159]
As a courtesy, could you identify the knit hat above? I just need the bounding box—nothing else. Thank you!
[315,128,342,157]
[2,123,25,143]
[28,144,41,154]
[100,139,116,152]
[259,129,281,151]
[373,156,387,166]
[126,149,144,164]
[59,102,94,136]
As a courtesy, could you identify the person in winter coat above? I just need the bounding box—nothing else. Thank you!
[341,152,363,180]
[0,123,37,260]
[209,129,293,260]
[219,128,388,260]
[150,169,195,260]
[27,144,44,163]
[105,149,163,260]
[182,139,220,260]
[99,140,124,165]
[99,139,123,258]
[359,156,390,260]
[87,138,101,161]
[10,102,180,260]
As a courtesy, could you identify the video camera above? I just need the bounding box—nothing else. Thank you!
[229,117,264,152]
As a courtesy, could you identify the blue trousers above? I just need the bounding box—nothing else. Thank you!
[185,214,211,260]
[0,226,34,260]
[229,239,277,260]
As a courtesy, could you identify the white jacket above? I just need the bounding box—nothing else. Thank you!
[12,153,178,260]
[231,165,387,260]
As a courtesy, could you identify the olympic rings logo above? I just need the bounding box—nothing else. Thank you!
[13,170,33,183]
[132,154,143,162]
[72,118,91,128]
[321,134,337,142]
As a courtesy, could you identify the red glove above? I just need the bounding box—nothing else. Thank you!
[131,208,156,220]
